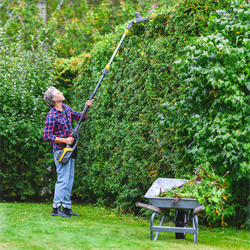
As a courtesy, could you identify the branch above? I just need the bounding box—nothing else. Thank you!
[199,164,210,178]
[62,15,67,22]
[7,9,15,18]
[5,15,19,25]
[56,0,64,11]
[209,162,214,172]
[0,38,13,41]
[18,16,25,29]
[222,171,230,178]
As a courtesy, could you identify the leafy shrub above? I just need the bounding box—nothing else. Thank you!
[53,56,87,103]
[71,0,229,222]
[159,1,249,226]
[0,28,57,200]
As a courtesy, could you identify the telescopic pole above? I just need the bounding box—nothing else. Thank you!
[72,12,149,136]
[57,12,149,163]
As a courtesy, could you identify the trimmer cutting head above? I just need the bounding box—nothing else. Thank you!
[126,12,149,31]
[135,12,141,19]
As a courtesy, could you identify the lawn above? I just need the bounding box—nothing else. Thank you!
[0,202,249,250]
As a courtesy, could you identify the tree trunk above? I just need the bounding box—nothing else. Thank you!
[37,0,47,52]
[38,0,46,25]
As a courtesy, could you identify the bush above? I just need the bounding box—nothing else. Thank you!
[159,1,249,226]
[0,28,58,200]
[70,0,229,221]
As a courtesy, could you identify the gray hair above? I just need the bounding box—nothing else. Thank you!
[44,86,57,107]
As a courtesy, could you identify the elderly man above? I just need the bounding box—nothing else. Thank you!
[43,86,93,217]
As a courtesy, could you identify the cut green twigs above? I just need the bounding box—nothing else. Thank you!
[159,163,233,226]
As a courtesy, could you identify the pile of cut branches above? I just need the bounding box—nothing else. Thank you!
[159,163,232,226]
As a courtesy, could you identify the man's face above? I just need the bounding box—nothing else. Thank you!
[54,89,65,102]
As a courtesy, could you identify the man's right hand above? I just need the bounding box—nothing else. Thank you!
[54,137,74,145]
[65,137,74,145]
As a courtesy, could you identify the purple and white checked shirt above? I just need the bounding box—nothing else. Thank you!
[43,103,86,153]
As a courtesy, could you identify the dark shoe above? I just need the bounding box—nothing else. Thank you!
[52,207,70,217]
[62,208,82,216]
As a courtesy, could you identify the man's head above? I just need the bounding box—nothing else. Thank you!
[44,87,65,107]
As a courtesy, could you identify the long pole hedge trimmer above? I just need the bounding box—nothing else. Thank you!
[57,12,149,164]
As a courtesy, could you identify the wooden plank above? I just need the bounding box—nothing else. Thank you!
[193,205,205,214]
[135,202,169,214]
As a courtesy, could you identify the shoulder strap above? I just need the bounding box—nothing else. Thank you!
[63,106,71,132]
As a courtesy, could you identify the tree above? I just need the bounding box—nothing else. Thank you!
[38,0,46,24]
[0,0,169,57]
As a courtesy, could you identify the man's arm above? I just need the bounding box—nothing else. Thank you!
[69,100,94,121]
[83,99,94,118]
[44,114,74,145]
[54,137,74,145]
[43,115,56,143]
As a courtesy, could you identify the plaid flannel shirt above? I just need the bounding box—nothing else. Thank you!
[43,103,87,153]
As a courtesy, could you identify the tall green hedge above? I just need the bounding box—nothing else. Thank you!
[2,0,243,227]
[159,1,250,226]
[71,0,229,222]
[0,29,57,200]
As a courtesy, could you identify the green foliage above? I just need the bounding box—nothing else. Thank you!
[159,0,249,226]
[0,0,169,58]
[1,0,244,227]
[159,163,233,226]
[156,0,230,172]
[53,55,87,103]
[71,0,229,222]
[0,28,57,200]
[0,0,44,50]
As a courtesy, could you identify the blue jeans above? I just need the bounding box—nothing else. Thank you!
[53,150,75,209]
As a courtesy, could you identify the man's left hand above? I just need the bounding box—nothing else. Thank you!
[85,99,94,108]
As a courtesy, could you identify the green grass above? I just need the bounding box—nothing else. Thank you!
[0,203,249,250]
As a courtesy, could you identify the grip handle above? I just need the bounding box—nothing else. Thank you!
[136,16,149,23]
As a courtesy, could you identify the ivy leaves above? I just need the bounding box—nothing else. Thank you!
[160,1,250,225]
